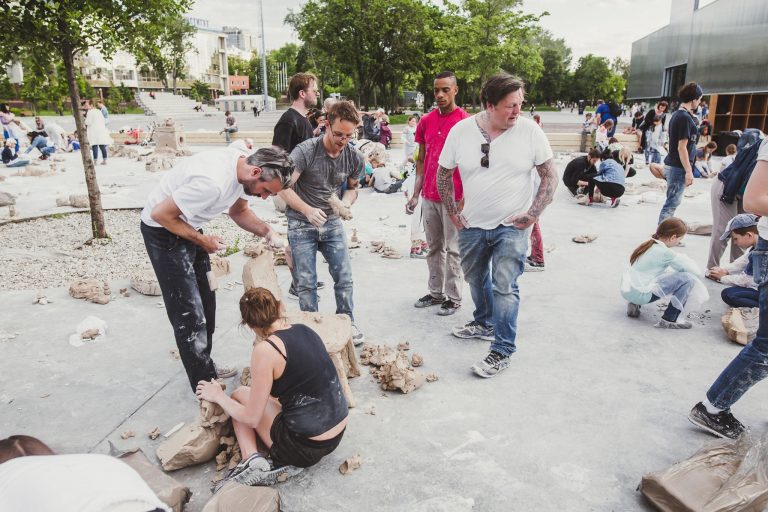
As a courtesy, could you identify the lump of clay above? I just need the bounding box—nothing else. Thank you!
[240,366,252,386]
[339,454,362,475]
[69,279,110,304]
[156,399,231,471]
[359,344,397,367]
[69,194,89,209]
[328,194,352,220]
[378,351,425,394]
[411,353,424,367]
[397,341,410,351]
[242,248,283,301]
[130,268,162,296]
[572,234,598,244]
[243,242,266,258]
[210,255,230,277]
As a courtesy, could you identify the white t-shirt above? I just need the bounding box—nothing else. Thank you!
[0,454,170,512]
[438,115,553,229]
[141,148,248,229]
[372,165,398,191]
[756,139,768,239]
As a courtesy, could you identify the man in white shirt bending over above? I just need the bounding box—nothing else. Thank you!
[437,72,557,378]
[140,146,293,392]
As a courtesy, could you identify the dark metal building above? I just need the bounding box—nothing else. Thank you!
[628,0,768,132]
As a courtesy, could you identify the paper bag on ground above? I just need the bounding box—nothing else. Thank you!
[202,480,280,512]
[640,434,768,512]
[118,448,191,512]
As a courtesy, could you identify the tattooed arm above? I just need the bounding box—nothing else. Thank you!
[504,158,558,229]
[437,165,465,230]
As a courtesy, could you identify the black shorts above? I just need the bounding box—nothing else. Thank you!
[269,413,345,468]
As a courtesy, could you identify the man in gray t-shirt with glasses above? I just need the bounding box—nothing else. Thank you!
[278,101,365,344]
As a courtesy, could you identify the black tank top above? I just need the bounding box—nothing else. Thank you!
[266,324,348,437]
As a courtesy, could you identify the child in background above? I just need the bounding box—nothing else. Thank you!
[645,115,668,166]
[582,113,596,134]
[2,138,29,167]
[596,119,613,151]
[719,143,737,173]
[694,141,718,178]
[402,115,418,164]
[65,133,80,152]
[378,115,392,148]
[622,217,708,328]
[707,214,760,308]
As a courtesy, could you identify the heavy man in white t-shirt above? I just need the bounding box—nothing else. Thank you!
[437,73,557,378]
[688,138,768,439]
[140,147,293,392]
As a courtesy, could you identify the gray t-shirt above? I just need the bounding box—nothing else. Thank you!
[287,137,364,221]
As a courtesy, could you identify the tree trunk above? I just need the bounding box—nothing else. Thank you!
[61,44,108,239]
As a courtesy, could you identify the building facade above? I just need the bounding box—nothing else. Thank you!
[628,0,768,132]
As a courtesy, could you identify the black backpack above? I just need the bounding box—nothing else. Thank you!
[362,114,379,140]
[608,102,622,118]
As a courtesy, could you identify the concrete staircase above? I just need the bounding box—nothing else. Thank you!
[136,92,221,118]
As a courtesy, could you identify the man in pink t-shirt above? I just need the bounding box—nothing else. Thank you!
[405,71,469,316]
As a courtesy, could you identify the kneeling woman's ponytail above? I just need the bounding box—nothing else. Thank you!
[630,218,688,265]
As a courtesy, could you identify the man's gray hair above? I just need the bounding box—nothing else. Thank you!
[245,146,294,189]
[480,73,526,108]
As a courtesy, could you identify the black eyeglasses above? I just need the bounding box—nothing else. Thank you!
[480,143,490,168]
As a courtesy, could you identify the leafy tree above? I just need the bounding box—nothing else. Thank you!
[571,54,614,104]
[131,15,195,93]
[434,0,544,105]
[190,80,210,102]
[0,0,191,238]
[287,0,438,109]
[528,30,572,104]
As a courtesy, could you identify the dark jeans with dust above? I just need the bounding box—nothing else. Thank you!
[141,222,217,392]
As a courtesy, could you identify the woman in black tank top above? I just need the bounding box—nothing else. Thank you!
[196,287,348,486]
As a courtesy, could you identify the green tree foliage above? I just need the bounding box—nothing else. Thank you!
[571,54,617,104]
[435,0,544,105]
[189,80,210,102]
[131,15,195,92]
[287,0,438,109]
[0,0,191,239]
[528,30,572,105]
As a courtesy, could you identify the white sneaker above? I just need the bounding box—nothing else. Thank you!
[351,323,364,346]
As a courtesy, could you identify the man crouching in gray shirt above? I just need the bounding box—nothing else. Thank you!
[279,100,365,343]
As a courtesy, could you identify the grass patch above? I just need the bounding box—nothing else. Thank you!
[218,234,241,257]
[48,213,71,220]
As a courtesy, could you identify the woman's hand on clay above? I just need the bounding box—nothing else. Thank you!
[195,379,224,403]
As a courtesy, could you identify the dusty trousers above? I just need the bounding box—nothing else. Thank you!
[141,222,217,392]
[708,178,745,268]
[422,199,463,303]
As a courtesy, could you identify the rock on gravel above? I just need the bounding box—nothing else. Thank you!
[0,210,256,291]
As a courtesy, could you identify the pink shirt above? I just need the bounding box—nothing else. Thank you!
[415,107,469,202]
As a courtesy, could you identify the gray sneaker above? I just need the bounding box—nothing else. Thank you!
[224,454,303,487]
[452,320,494,341]
[351,323,364,346]
[627,303,641,318]
[688,402,745,439]
[655,318,693,329]
[471,350,510,378]
[212,453,271,492]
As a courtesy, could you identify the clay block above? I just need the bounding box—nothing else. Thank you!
[68,279,110,304]
[118,449,191,512]
[210,255,231,277]
[243,242,266,258]
[130,268,162,296]
[640,435,768,512]
[242,250,283,302]
[328,194,352,220]
[378,351,425,394]
[69,194,89,208]
[157,400,230,471]
[201,481,279,512]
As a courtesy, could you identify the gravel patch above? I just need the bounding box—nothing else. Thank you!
[0,210,259,291]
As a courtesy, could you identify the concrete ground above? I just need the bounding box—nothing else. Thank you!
[0,118,758,512]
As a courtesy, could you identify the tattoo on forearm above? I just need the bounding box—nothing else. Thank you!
[529,158,558,218]
[436,165,457,215]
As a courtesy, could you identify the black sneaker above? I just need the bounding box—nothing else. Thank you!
[524,257,545,272]
[438,300,461,316]
[688,402,746,439]
[471,350,510,378]
[627,303,641,318]
[414,294,444,308]
[288,282,325,300]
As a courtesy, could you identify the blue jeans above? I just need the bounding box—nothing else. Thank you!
[5,158,28,168]
[141,222,217,392]
[287,217,354,320]
[707,237,768,409]
[645,148,662,165]
[91,144,107,161]
[458,225,527,357]
[658,165,686,224]
[722,286,759,309]
[26,136,56,157]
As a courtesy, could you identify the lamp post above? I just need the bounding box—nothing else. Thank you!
[259,0,269,112]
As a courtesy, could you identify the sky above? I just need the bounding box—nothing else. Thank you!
[188,0,674,65]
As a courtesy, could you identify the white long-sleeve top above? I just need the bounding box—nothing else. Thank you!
[719,249,756,289]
